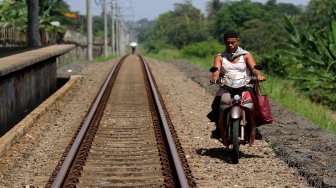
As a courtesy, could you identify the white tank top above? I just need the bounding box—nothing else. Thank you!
[220,55,251,79]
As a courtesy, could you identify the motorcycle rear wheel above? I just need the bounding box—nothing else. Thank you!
[232,118,240,164]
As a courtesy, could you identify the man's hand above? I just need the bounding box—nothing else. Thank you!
[210,77,218,84]
[257,75,265,82]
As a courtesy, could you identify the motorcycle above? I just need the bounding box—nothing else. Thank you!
[209,65,263,164]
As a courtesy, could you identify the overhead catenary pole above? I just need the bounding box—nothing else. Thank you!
[119,20,122,55]
[116,7,120,56]
[27,0,39,47]
[103,0,108,57]
[120,21,126,54]
[120,19,128,55]
[124,24,130,54]
[87,0,93,62]
[111,0,115,56]
[111,0,133,56]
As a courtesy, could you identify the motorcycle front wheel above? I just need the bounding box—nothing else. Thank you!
[232,118,240,164]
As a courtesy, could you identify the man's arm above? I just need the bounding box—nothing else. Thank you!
[245,54,265,81]
[210,55,222,84]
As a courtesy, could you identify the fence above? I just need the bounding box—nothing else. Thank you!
[0,23,111,62]
[0,23,26,46]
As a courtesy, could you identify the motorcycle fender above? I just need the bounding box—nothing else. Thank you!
[230,106,241,119]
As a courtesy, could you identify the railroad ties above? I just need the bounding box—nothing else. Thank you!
[46,55,196,187]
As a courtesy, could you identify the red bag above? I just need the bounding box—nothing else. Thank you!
[253,82,273,126]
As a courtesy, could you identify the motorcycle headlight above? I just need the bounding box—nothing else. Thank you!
[233,95,240,101]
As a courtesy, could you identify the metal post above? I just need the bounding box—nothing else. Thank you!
[116,10,119,56]
[111,0,115,56]
[87,0,93,62]
[103,0,108,57]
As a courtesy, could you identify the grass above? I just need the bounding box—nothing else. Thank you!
[58,54,111,69]
[144,48,336,134]
[93,54,115,63]
[143,48,180,61]
[142,48,213,70]
[261,76,336,133]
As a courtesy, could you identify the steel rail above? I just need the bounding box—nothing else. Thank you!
[50,60,120,188]
[141,57,189,188]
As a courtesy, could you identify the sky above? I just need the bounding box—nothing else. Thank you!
[64,0,310,21]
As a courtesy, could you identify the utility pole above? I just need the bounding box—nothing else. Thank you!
[103,0,108,57]
[87,0,93,62]
[116,6,120,56]
[26,0,39,47]
[111,0,133,56]
[120,21,125,54]
[111,0,115,56]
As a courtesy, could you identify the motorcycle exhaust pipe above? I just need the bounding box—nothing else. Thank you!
[241,126,244,141]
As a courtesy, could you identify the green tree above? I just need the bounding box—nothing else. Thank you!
[267,16,336,109]
[265,0,301,16]
[141,0,208,51]
[0,0,74,33]
[206,0,222,19]
[40,0,73,27]
[240,19,278,52]
[0,1,27,30]
[208,1,265,42]
[207,0,301,53]
[92,16,104,37]
[300,0,336,30]
[136,18,153,43]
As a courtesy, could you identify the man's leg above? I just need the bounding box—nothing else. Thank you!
[207,96,221,122]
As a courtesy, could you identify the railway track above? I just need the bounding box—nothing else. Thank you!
[45,55,196,187]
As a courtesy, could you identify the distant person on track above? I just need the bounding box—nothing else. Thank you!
[208,30,265,141]
[130,42,137,54]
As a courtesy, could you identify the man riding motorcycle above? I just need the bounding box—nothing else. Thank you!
[208,30,265,146]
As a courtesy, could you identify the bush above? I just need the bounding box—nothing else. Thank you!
[257,51,288,77]
[144,40,176,53]
[181,40,223,58]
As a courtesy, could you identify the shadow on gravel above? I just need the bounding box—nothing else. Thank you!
[196,148,264,164]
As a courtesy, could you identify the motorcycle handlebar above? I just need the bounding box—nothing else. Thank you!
[249,76,257,82]
[213,76,257,85]
[208,76,260,86]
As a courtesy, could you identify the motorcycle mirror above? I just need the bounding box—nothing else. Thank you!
[209,67,218,72]
[254,64,263,70]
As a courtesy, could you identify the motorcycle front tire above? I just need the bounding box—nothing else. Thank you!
[232,118,240,164]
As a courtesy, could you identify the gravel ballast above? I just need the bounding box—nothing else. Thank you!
[147,58,309,187]
[162,59,336,188]
[0,56,334,187]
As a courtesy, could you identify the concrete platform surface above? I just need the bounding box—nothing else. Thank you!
[0,44,75,76]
